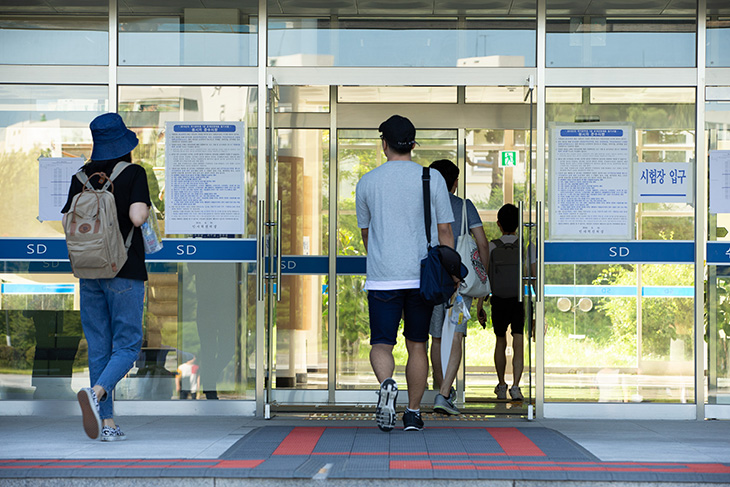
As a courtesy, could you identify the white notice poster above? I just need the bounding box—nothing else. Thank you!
[635,162,691,204]
[549,123,634,240]
[710,150,730,214]
[165,122,245,235]
[38,157,83,221]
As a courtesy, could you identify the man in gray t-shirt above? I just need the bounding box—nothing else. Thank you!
[356,115,454,432]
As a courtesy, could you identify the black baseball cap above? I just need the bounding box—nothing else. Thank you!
[438,246,469,281]
[378,115,416,150]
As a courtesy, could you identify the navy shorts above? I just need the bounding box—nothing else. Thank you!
[368,289,434,345]
[490,296,524,337]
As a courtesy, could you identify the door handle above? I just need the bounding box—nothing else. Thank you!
[537,200,543,302]
[257,200,265,301]
[276,200,282,302]
[518,201,524,303]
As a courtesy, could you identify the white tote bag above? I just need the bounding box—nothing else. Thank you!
[456,199,490,298]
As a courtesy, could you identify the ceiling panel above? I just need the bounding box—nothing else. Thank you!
[707,0,730,15]
[269,0,535,15]
[0,0,107,14]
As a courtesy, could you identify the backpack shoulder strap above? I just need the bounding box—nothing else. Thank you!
[492,239,505,248]
[108,161,131,182]
[75,170,94,191]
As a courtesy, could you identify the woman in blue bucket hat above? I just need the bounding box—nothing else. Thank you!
[61,113,152,442]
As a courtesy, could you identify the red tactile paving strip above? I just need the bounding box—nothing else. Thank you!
[2,427,730,483]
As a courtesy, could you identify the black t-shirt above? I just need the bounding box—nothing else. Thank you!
[62,160,152,281]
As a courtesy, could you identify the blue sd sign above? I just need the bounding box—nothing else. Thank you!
[0,238,705,272]
[0,238,257,262]
[545,241,694,264]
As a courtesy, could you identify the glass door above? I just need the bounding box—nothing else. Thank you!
[707,94,730,409]
[264,85,537,415]
[543,87,696,412]
[265,84,331,409]
[462,87,537,416]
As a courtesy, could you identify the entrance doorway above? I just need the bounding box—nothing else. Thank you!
[263,85,537,416]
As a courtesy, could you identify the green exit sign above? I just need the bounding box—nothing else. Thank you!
[500,150,518,167]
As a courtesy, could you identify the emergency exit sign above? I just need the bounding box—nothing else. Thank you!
[500,150,518,167]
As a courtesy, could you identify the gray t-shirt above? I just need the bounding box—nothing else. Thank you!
[449,194,483,246]
[356,160,454,289]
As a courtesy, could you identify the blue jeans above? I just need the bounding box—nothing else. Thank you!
[80,277,145,420]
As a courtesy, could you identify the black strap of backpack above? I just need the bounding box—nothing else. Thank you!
[422,166,431,247]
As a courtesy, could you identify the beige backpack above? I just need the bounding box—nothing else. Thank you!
[63,162,132,279]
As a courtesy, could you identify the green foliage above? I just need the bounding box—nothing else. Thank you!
[594,264,693,361]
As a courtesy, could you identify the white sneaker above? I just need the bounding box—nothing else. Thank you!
[494,383,508,400]
[101,425,126,442]
[509,385,524,401]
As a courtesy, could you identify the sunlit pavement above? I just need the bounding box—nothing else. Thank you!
[1,414,730,485]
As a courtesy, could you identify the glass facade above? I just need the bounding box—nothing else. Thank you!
[268,17,536,67]
[118,3,258,66]
[0,0,725,419]
[0,1,108,65]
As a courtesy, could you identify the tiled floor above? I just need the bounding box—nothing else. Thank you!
[2,415,730,484]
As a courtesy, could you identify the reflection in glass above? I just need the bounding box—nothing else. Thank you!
[545,86,696,403]
[0,1,108,65]
[706,101,730,405]
[544,264,694,403]
[338,86,456,104]
[273,275,328,389]
[118,85,258,236]
[0,85,108,238]
[0,278,80,400]
[271,128,329,389]
[119,4,257,66]
[269,17,535,67]
[278,86,329,113]
[114,85,258,400]
[707,17,730,67]
[546,17,696,68]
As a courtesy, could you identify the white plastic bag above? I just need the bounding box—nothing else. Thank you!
[440,293,471,380]
[141,209,163,254]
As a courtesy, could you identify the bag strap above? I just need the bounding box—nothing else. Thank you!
[460,198,469,237]
[75,171,94,191]
[74,161,131,192]
[422,166,431,247]
[108,161,131,182]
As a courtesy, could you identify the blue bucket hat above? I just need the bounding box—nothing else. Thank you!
[89,113,139,161]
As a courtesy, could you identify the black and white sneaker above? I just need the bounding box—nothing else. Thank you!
[101,425,126,442]
[77,387,102,440]
[402,409,424,431]
[375,378,398,432]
